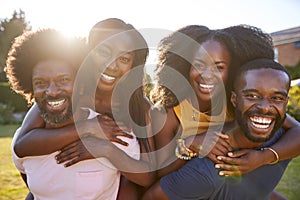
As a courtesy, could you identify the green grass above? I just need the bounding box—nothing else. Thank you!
[0,125,28,200]
[0,125,299,199]
[275,156,300,200]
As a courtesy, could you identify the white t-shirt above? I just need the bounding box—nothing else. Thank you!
[12,109,140,200]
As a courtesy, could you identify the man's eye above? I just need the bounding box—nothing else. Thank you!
[59,77,71,84]
[271,96,286,102]
[33,80,45,86]
[244,94,260,99]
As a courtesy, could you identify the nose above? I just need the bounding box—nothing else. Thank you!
[46,82,60,97]
[106,60,118,71]
[256,98,273,113]
[201,67,215,80]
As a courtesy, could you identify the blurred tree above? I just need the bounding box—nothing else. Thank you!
[285,61,300,80]
[0,9,31,82]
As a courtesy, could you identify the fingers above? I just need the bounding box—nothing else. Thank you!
[114,131,133,139]
[110,138,129,146]
[207,153,223,164]
[64,157,81,167]
[215,163,242,176]
[227,149,249,158]
[56,151,80,164]
[216,155,240,165]
[60,140,80,152]
[215,132,229,139]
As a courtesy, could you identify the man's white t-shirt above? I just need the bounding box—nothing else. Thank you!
[12,108,140,200]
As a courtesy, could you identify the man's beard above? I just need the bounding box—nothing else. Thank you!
[36,95,73,125]
[235,108,285,143]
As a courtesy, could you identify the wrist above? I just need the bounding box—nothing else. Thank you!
[260,147,279,165]
[175,138,198,160]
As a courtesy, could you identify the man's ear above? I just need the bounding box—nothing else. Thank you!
[231,91,237,108]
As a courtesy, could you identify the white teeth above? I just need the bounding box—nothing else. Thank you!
[199,83,214,89]
[47,99,65,107]
[252,123,270,129]
[250,116,272,129]
[101,73,115,81]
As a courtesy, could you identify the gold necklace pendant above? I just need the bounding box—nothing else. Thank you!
[192,110,197,121]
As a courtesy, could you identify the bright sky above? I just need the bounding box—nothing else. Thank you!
[1,0,300,38]
[1,0,300,70]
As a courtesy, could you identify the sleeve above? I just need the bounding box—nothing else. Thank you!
[160,158,222,200]
[11,127,26,174]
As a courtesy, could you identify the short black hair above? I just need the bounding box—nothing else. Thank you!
[233,58,291,91]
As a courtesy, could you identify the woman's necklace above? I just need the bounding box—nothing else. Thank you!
[190,97,222,121]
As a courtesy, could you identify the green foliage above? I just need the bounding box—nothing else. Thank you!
[0,9,31,81]
[285,61,300,80]
[287,86,300,121]
[144,73,154,99]
[0,82,28,112]
[0,103,15,124]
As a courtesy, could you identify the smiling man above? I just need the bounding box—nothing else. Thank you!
[143,58,292,200]
[4,29,98,200]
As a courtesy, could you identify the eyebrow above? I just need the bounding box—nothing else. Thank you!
[241,88,288,96]
[193,58,227,64]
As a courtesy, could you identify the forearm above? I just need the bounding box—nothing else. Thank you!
[14,125,79,157]
[271,126,300,161]
[270,114,300,161]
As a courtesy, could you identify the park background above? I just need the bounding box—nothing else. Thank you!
[0,0,300,199]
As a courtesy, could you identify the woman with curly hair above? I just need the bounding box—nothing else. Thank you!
[143,24,300,199]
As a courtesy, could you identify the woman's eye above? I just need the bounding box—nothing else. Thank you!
[95,47,111,58]
[119,56,130,63]
[193,62,205,69]
[216,65,224,70]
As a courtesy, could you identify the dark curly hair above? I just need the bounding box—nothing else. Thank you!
[151,24,274,116]
[5,29,87,104]
[151,25,236,109]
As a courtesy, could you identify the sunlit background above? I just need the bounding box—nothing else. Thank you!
[1,0,300,38]
[1,0,299,82]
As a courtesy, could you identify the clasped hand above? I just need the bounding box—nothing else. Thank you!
[55,114,132,167]
[186,132,266,176]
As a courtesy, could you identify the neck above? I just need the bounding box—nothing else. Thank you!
[191,96,211,114]
[95,90,112,115]
[191,95,223,116]
[224,121,263,149]
[45,118,74,129]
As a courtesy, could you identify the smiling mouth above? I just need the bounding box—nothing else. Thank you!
[199,83,214,89]
[47,99,66,108]
[101,73,116,82]
[250,115,273,129]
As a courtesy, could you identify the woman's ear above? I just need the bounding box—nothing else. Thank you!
[231,91,237,108]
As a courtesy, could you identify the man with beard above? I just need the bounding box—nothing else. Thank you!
[5,29,114,200]
[143,58,292,200]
